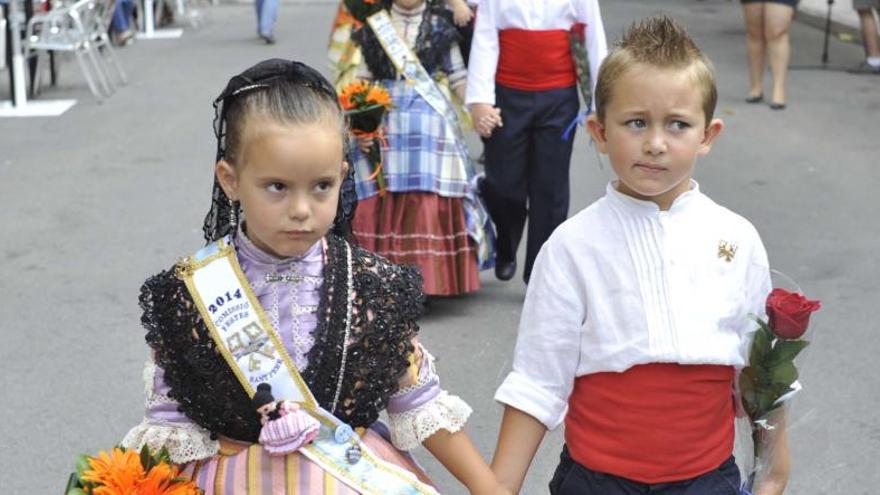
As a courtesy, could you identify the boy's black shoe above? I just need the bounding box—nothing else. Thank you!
[495,260,516,281]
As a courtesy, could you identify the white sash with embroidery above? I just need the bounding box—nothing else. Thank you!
[179,237,438,495]
[367,10,465,144]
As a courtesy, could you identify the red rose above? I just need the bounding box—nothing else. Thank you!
[765,288,821,339]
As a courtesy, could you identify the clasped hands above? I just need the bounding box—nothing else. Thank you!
[470,103,503,138]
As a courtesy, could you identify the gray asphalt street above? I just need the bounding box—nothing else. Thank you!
[1,0,878,493]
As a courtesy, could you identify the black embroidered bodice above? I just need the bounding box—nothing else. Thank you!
[352,7,460,81]
[139,234,425,442]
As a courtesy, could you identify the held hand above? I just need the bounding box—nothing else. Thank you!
[469,103,503,138]
[477,482,513,495]
[754,478,788,495]
[451,1,474,26]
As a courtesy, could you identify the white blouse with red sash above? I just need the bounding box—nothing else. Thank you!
[465,0,608,106]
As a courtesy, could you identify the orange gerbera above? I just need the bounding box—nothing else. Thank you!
[365,86,391,109]
[139,464,201,495]
[82,449,144,493]
[338,93,353,110]
[78,448,201,495]
[342,80,368,98]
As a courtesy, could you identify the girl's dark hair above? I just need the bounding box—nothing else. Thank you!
[203,59,357,243]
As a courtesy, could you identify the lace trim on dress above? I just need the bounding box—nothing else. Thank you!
[388,391,472,451]
[121,420,219,464]
[121,361,219,463]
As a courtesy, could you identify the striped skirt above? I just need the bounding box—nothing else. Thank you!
[181,428,432,494]
[353,191,480,297]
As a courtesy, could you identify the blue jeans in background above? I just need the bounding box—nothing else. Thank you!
[111,0,136,33]
[255,0,278,38]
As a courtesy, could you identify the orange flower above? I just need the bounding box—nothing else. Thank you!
[139,464,201,495]
[79,448,201,495]
[338,93,352,110]
[365,86,391,109]
[364,0,379,4]
[343,80,367,97]
[82,449,144,493]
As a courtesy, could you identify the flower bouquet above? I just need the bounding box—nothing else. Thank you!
[65,445,202,495]
[339,80,393,195]
[738,287,820,494]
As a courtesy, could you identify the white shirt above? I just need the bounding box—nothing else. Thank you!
[465,0,608,105]
[495,182,772,430]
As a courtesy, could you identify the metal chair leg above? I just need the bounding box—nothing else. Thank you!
[99,42,127,85]
[30,51,45,96]
[74,49,103,100]
[84,44,114,95]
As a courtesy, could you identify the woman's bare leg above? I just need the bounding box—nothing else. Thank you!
[764,3,795,105]
[743,3,767,98]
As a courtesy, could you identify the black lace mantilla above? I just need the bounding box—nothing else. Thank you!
[140,234,424,442]
[352,7,460,81]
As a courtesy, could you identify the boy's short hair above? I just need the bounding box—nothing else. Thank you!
[594,16,717,125]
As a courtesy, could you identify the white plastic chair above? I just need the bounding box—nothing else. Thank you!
[23,0,117,99]
[87,0,126,86]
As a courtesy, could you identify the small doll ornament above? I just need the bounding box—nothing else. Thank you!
[252,383,321,456]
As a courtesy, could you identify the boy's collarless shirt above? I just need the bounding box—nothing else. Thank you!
[465,0,607,105]
[496,181,772,429]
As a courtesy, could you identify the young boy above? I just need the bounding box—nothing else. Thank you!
[490,17,790,495]
[465,0,607,284]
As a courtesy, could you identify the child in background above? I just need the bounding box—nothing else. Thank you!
[490,17,790,495]
[466,0,607,284]
[255,0,279,43]
[121,59,505,494]
[350,0,492,297]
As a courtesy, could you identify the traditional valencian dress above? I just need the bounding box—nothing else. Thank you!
[122,225,471,493]
[349,2,492,297]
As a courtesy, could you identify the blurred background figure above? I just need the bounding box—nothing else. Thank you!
[848,0,880,73]
[741,0,796,109]
[255,0,279,43]
[110,0,137,46]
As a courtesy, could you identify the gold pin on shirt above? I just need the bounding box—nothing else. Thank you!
[718,241,737,262]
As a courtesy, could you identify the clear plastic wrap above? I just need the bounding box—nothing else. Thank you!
[735,270,821,494]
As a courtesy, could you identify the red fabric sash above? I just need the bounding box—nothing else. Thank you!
[565,363,735,484]
[496,29,577,91]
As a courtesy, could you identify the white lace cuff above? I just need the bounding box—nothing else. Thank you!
[388,391,472,451]
[121,420,219,464]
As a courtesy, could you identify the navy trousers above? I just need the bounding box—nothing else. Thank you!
[482,84,579,282]
[549,447,742,495]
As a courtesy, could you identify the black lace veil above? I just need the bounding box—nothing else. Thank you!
[203,59,357,243]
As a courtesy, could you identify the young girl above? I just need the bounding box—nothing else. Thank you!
[490,17,789,495]
[328,0,476,88]
[121,58,504,494]
[348,0,492,297]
